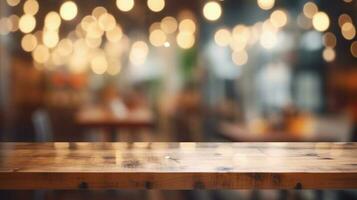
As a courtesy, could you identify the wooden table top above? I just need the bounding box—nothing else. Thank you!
[1,142,357,189]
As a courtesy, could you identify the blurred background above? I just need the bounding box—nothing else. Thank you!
[1,0,357,199]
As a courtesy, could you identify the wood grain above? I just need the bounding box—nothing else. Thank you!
[1,142,357,189]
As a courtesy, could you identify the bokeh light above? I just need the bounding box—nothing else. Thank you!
[341,22,356,40]
[351,41,357,58]
[116,0,134,12]
[322,47,335,62]
[21,34,38,52]
[91,54,108,75]
[303,2,318,19]
[257,0,275,10]
[60,1,78,21]
[6,0,20,7]
[270,9,288,28]
[203,1,222,21]
[130,41,149,65]
[106,25,123,43]
[23,0,39,16]
[322,32,336,48]
[19,14,36,33]
[214,28,231,47]
[147,0,165,12]
[149,29,167,47]
[161,16,178,34]
[44,12,61,30]
[312,12,329,32]
[32,44,50,64]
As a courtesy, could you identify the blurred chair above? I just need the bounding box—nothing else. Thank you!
[32,109,53,142]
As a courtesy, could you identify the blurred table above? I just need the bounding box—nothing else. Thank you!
[1,142,357,189]
[75,106,154,141]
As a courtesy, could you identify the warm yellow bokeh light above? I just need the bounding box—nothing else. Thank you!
[232,50,248,66]
[312,12,329,32]
[23,0,39,15]
[149,29,167,47]
[43,30,59,48]
[57,39,73,56]
[179,19,196,34]
[91,54,108,75]
[86,22,104,38]
[98,13,116,31]
[81,15,96,31]
[303,2,318,19]
[214,28,231,47]
[60,1,78,21]
[85,37,102,48]
[338,14,352,27]
[176,32,195,49]
[130,41,149,65]
[161,16,178,34]
[270,10,288,28]
[92,6,107,19]
[116,0,134,12]
[147,0,165,12]
[232,25,250,50]
[323,32,336,48]
[21,34,37,52]
[106,25,123,43]
[260,30,277,49]
[322,47,335,62]
[351,41,357,58]
[32,45,50,63]
[45,12,61,30]
[257,0,275,10]
[341,22,356,40]
[203,1,222,21]
[19,14,36,33]
[6,0,20,7]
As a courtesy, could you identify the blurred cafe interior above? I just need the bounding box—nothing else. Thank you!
[1,0,357,199]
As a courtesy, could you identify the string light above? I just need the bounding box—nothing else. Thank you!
[60,1,78,21]
[19,14,36,33]
[147,0,165,12]
[270,10,288,28]
[21,34,38,52]
[322,47,335,62]
[203,1,222,21]
[351,41,357,58]
[312,12,329,32]
[161,16,178,34]
[303,2,318,19]
[341,22,356,40]
[214,28,231,47]
[23,0,39,16]
[149,29,167,47]
[257,0,275,10]
[116,0,134,12]
[6,0,20,7]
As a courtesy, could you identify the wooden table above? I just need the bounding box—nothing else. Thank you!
[1,142,357,190]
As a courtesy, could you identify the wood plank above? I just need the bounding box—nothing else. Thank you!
[0,142,357,189]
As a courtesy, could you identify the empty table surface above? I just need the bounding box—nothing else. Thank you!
[0,142,357,189]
